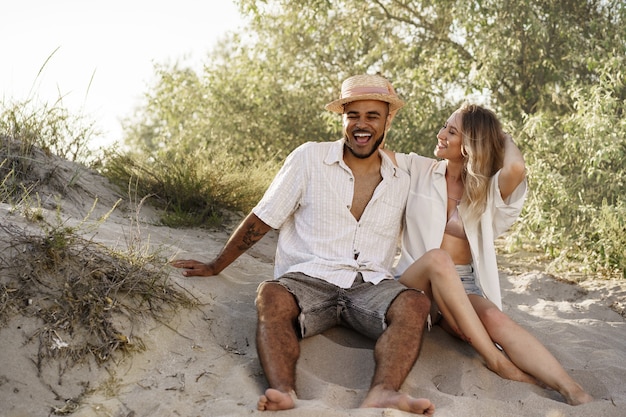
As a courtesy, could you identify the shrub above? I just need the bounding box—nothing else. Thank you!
[102,146,278,228]
[513,60,626,278]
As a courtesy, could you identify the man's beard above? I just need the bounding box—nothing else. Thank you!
[345,132,385,159]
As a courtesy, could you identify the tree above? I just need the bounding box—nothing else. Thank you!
[119,0,625,275]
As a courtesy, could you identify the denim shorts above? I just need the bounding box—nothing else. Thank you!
[258,272,417,340]
[425,265,483,327]
[457,264,483,296]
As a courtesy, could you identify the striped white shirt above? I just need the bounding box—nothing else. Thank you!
[253,139,409,288]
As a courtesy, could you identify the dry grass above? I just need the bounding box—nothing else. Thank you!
[0,134,197,384]
[0,219,196,379]
[0,128,200,415]
[0,99,203,414]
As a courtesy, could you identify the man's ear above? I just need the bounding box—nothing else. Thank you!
[385,114,395,133]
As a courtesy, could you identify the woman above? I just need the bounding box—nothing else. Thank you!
[388,104,592,405]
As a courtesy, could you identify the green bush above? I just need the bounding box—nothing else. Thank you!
[513,60,626,278]
[102,146,277,228]
[99,1,626,278]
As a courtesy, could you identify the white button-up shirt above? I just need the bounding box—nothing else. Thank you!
[253,139,409,288]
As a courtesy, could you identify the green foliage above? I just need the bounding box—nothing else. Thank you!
[515,58,626,277]
[118,0,625,277]
[115,55,307,227]
[102,145,277,228]
[235,0,456,154]
[122,64,208,156]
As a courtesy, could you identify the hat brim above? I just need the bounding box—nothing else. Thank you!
[325,94,405,114]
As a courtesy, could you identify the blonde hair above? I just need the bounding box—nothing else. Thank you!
[459,104,505,221]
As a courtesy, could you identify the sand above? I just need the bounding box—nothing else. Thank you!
[0,148,624,417]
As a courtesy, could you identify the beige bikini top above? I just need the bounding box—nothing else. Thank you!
[444,196,468,240]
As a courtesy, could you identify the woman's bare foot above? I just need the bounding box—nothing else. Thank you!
[487,356,539,385]
[360,386,435,416]
[561,384,594,406]
[490,357,593,406]
[257,388,296,411]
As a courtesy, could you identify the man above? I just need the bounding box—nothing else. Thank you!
[171,74,434,415]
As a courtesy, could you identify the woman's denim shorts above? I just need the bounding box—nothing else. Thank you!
[457,264,483,296]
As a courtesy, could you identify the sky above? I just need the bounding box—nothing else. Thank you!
[0,0,244,148]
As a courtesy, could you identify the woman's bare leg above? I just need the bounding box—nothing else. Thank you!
[400,250,535,384]
[470,296,593,405]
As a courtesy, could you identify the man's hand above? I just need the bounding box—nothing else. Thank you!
[170,212,272,278]
[170,259,219,277]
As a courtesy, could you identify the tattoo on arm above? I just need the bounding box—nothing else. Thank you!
[238,223,265,250]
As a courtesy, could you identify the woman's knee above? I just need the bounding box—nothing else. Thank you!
[423,249,454,268]
[478,303,512,331]
[400,249,456,289]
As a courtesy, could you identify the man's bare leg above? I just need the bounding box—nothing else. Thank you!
[255,282,301,411]
[360,290,435,416]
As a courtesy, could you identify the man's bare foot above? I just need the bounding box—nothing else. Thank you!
[257,388,296,411]
[360,386,435,416]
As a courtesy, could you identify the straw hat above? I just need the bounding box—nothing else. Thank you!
[325,74,405,114]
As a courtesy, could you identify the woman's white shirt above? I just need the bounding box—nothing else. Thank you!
[393,152,527,310]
